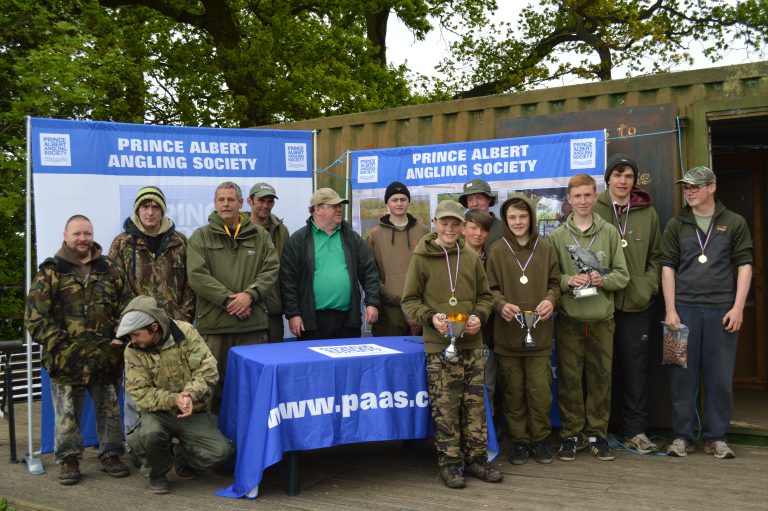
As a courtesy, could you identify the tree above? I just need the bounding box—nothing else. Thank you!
[436,0,768,99]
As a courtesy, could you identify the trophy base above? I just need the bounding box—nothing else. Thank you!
[573,286,598,299]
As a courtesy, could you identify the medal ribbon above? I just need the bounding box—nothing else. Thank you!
[223,222,242,239]
[502,236,539,276]
[439,243,460,298]
[695,220,714,257]
[612,201,631,240]
[567,226,597,250]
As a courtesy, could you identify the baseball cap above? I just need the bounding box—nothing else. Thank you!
[458,179,497,207]
[310,187,349,206]
[434,200,466,221]
[676,166,716,185]
[249,182,278,199]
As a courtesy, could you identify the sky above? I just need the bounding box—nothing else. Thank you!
[386,1,766,90]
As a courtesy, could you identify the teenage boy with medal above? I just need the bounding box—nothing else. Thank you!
[549,174,629,462]
[402,200,501,489]
[486,195,560,465]
[661,166,752,459]
[593,155,662,453]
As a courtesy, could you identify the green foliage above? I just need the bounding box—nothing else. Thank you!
[0,496,17,511]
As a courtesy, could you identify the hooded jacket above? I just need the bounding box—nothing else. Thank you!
[280,218,380,332]
[109,215,195,323]
[365,213,430,306]
[187,212,279,335]
[25,242,127,385]
[661,200,752,308]
[593,188,661,312]
[401,234,493,354]
[122,296,218,414]
[549,212,630,322]
[486,196,561,356]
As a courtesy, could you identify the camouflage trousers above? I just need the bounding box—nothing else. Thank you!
[554,315,614,439]
[50,380,124,463]
[426,348,487,467]
[497,355,552,443]
[372,304,410,337]
[205,330,267,413]
[127,411,234,478]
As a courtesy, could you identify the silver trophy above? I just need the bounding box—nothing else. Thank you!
[515,311,540,348]
[444,312,468,363]
[566,245,610,299]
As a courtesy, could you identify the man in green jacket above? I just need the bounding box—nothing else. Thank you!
[458,178,504,246]
[247,182,290,342]
[25,215,129,485]
[280,188,380,340]
[593,154,662,453]
[119,296,233,494]
[187,182,279,410]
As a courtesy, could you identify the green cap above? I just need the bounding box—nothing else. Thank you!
[249,182,278,199]
[676,166,716,186]
[458,178,497,207]
[434,200,466,221]
[310,187,349,206]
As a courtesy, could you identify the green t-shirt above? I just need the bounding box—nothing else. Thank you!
[311,221,351,311]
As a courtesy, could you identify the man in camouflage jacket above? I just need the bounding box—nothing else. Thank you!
[119,295,233,494]
[25,215,129,485]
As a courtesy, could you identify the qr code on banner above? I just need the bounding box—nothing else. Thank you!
[39,133,71,166]
[357,156,378,184]
[569,137,596,170]
[284,143,308,171]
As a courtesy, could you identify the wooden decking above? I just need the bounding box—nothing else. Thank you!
[1,402,767,511]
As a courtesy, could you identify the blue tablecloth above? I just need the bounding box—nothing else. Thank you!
[215,337,498,498]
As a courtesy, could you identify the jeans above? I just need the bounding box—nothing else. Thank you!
[667,306,738,443]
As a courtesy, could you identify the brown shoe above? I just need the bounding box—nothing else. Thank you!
[464,461,504,483]
[439,463,465,489]
[101,455,129,478]
[59,458,81,485]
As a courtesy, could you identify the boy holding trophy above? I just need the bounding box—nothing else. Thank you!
[549,174,629,462]
[486,195,561,465]
[402,200,501,489]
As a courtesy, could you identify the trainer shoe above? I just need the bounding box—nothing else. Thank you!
[704,440,735,459]
[589,437,615,461]
[440,463,465,489]
[530,441,554,464]
[149,475,170,494]
[666,437,694,457]
[59,457,81,485]
[101,455,129,478]
[508,442,530,465]
[625,433,659,453]
[557,436,578,462]
[464,461,504,483]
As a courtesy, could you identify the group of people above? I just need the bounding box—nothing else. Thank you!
[24,155,752,494]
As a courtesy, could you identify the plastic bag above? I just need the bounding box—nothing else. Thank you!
[662,323,688,368]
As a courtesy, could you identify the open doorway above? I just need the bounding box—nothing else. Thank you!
[710,113,768,431]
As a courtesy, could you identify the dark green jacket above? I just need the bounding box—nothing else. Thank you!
[280,218,380,332]
[188,212,279,335]
[262,214,290,317]
[593,189,661,312]
[25,243,127,385]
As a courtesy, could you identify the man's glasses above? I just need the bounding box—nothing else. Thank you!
[682,184,711,193]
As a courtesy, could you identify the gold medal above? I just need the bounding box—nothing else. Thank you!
[698,254,708,264]
[621,239,628,248]
[519,275,528,284]
[449,295,458,306]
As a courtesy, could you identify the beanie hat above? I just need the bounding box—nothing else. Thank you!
[134,186,167,215]
[604,154,639,184]
[384,181,410,203]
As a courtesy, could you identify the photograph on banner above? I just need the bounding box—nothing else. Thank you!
[350,131,606,238]
[30,117,313,262]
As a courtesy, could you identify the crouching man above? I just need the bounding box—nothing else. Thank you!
[118,296,234,494]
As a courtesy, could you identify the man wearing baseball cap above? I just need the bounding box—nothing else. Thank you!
[661,166,753,459]
[280,187,380,340]
[458,178,504,245]
[247,182,290,342]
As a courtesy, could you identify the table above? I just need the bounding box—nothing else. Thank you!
[215,337,498,499]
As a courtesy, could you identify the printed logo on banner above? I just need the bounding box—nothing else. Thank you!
[569,138,596,170]
[39,133,71,166]
[120,185,216,238]
[285,143,308,172]
[357,156,378,184]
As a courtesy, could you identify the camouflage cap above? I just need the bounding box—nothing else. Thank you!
[310,187,349,206]
[676,166,716,185]
[249,182,278,199]
[434,200,466,221]
[458,178,497,207]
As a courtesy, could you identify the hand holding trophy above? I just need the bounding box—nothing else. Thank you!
[514,311,540,348]
[566,244,610,299]
[443,312,468,363]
